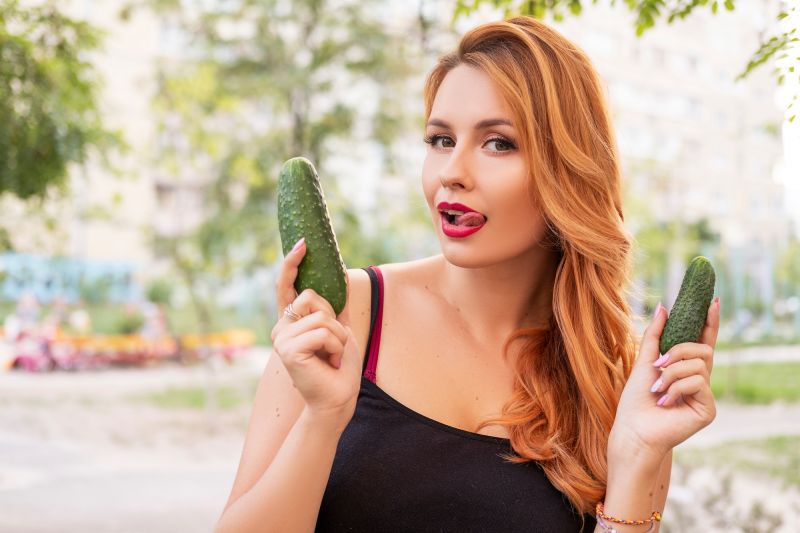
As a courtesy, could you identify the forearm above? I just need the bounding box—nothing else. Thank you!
[215,407,343,533]
[594,451,664,533]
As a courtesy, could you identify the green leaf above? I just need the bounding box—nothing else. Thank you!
[724,0,735,11]
[778,12,788,20]
[712,1,718,14]
[0,1,121,200]
[790,114,796,123]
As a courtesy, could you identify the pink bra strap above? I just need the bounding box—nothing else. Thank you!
[363,265,384,383]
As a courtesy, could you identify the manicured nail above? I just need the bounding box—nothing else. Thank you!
[291,237,305,253]
[657,394,668,407]
[653,302,662,319]
[653,352,670,367]
[650,378,663,393]
[714,296,720,309]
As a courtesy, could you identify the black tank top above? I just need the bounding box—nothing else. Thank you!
[315,266,596,532]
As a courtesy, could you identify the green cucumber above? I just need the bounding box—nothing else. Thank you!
[277,156,347,315]
[660,256,716,354]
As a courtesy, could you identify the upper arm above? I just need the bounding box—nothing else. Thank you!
[220,267,373,515]
[652,449,672,532]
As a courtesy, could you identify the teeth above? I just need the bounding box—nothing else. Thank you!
[443,209,465,216]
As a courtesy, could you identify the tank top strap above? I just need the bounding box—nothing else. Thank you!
[360,265,384,383]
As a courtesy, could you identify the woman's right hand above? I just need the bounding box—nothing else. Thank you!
[270,238,362,432]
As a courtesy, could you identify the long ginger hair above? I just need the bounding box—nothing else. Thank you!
[423,16,639,519]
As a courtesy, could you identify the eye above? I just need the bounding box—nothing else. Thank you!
[423,134,454,149]
[484,137,516,152]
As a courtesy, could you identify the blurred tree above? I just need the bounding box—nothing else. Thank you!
[630,216,720,305]
[452,0,800,121]
[0,0,123,200]
[129,0,421,334]
[623,164,721,312]
[145,277,174,305]
[776,236,800,299]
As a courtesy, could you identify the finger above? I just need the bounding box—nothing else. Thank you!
[279,327,344,368]
[291,288,337,320]
[654,341,714,374]
[650,358,708,395]
[638,302,669,365]
[275,237,307,314]
[698,297,721,349]
[332,326,359,371]
[276,309,348,346]
[272,291,344,345]
[656,374,713,411]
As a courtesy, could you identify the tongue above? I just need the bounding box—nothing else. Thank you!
[454,212,486,227]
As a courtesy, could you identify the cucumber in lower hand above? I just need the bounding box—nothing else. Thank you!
[660,256,716,355]
[277,156,347,315]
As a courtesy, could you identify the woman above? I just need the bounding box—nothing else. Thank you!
[216,16,719,533]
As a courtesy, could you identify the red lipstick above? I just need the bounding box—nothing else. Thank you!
[436,201,487,238]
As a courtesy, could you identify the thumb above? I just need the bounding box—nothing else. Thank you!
[639,302,669,365]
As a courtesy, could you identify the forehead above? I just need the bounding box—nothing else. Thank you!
[429,64,513,125]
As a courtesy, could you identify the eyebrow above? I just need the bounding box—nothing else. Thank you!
[425,118,514,130]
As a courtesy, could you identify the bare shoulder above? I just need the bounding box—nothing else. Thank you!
[378,255,444,300]
[344,267,373,367]
[347,256,442,341]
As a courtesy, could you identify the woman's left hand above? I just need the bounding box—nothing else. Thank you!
[608,297,721,463]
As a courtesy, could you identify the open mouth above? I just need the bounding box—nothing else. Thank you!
[440,209,487,227]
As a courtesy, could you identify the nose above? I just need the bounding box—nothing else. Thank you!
[437,147,472,190]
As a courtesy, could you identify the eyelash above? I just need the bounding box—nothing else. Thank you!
[422,134,517,153]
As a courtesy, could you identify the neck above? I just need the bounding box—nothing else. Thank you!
[434,247,561,348]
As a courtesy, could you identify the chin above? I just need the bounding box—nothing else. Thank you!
[438,243,502,270]
[438,234,548,270]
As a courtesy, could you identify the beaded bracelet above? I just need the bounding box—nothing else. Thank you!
[596,514,655,533]
[595,502,661,532]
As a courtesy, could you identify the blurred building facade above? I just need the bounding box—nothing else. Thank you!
[552,1,794,326]
[557,1,791,249]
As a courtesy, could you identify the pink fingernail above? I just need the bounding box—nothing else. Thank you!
[291,237,305,253]
[657,394,668,407]
[653,302,662,319]
[653,352,670,367]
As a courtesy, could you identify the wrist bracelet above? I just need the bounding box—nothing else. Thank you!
[596,514,655,533]
[595,501,661,531]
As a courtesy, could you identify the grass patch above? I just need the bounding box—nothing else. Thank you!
[712,362,800,404]
[716,336,800,350]
[130,382,258,410]
[675,435,800,490]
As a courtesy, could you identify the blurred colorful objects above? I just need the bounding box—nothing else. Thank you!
[1,328,254,372]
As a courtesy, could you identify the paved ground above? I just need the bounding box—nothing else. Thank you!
[0,354,263,533]
[1,346,798,532]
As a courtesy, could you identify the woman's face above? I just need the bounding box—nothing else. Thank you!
[422,64,549,268]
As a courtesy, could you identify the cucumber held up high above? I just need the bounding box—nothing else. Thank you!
[277,156,347,315]
[660,256,716,355]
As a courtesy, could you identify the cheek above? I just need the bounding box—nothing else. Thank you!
[495,189,546,241]
[421,156,439,206]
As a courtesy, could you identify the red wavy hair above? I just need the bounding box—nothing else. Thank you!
[423,16,639,521]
